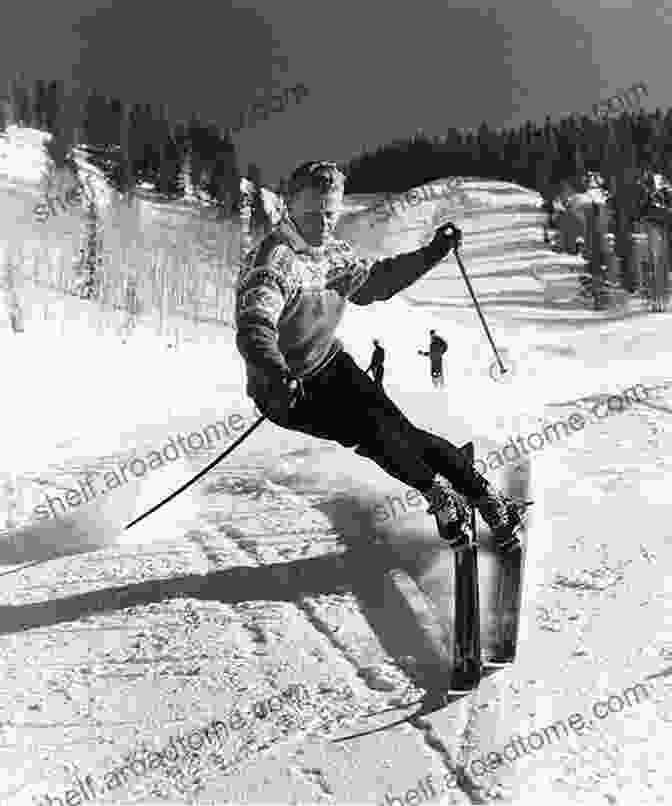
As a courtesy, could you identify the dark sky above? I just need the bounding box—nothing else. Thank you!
[1,0,666,184]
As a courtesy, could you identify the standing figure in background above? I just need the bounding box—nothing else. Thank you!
[366,339,385,387]
[120,275,140,344]
[419,329,447,387]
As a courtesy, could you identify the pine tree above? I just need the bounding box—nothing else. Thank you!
[142,103,162,185]
[247,162,265,230]
[187,114,205,193]
[75,195,101,299]
[206,129,239,212]
[572,146,587,193]
[82,90,104,148]
[41,81,78,171]
[601,117,642,292]
[128,103,147,185]
[155,109,183,198]
[118,100,134,196]
[44,128,71,170]
[171,122,191,198]
[81,93,122,193]
[11,77,32,127]
[533,129,558,212]
[44,80,61,133]
[155,118,182,199]
[0,93,8,131]
[34,79,48,130]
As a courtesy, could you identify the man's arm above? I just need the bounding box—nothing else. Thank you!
[349,247,438,305]
[235,245,296,380]
[350,223,461,306]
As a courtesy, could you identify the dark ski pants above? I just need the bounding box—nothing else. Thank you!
[262,350,488,500]
[430,358,444,387]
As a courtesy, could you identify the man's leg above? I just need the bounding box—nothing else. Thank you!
[272,351,525,550]
[431,360,441,387]
[279,351,486,499]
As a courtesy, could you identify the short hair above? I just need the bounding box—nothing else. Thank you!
[287,161,346,198]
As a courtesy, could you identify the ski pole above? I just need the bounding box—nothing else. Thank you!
[125,412,267,530]
[452,246,508,377]
[0,413,269,581]
[126,379,302,530]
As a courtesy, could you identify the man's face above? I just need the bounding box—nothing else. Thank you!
[289,186,343,247]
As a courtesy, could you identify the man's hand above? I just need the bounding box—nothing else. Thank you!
[426,222,463,263]
[257,376,301,425]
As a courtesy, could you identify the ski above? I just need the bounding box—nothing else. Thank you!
[482,460,532,670]
[333,443,484,742]
[435,442,482,690]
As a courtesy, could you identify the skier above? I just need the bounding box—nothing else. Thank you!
[418,329,447,388]
[235,161,527,551]
[365,339,385,387]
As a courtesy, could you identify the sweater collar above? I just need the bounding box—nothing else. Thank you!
[276,215,332,258]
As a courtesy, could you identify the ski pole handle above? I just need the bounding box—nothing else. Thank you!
[288,378,302,408]
[446,222,462,251]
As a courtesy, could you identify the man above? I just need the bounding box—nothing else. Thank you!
[366,339,385,387]
[418,329,447,388]
[235,161,526,551]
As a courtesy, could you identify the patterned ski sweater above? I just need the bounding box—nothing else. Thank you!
[235,217,440,403]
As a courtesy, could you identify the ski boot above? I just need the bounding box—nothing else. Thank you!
[473,483,532,553]
[423,475,472,550]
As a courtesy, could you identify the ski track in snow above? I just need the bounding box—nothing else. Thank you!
[0,147,671,804]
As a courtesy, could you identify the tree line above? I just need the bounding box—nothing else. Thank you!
[2,75,671,306]
[0,76,267,215]
[343,106,672,295]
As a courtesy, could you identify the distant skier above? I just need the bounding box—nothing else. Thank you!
[366,339,385,387]
[235,161,527,551]
[418,329,447,388]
